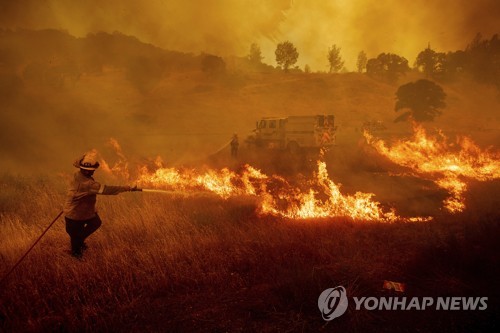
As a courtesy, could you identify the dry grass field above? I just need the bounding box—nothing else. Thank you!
[0,146,498,332]
[1,41,499,331]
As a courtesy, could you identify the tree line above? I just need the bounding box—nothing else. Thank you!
[248,33,499,88]
[1,28,497,115]
[2,29,497,89]
[242,34,497,124]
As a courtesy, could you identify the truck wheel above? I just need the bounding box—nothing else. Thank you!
[287,141,300,154]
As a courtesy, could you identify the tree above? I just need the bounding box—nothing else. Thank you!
[415,44,446,79]
[356,50,367,73]
[415,44,436,77]
[275,41,298,72]
[366,53,410,82]
[441,50,466,80]
[394,79,446,122]
[201,54,226,76]
[366,58,383,76]
[327,44,344,73]
[464,33,500,87]
[248,43,263,65]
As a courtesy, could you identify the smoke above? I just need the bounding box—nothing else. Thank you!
[272,0,500,70]
[0,0,291,56]
[1,0,498,70]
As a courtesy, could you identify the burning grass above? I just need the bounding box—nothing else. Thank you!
[136,161,407,222]
[0,174,499,332]
[364,124,500,213]
[101,140,428,222]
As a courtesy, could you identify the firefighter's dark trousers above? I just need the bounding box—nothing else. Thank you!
[65,214,102,256]
[231,146,238,157]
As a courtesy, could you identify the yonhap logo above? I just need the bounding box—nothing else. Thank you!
[317,285,488,321]
[318,286,348,321]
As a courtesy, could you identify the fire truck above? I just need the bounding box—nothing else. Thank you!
[246,114,336,152]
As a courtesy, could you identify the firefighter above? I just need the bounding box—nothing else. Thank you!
[63,152,133,258]
[230,133,239,158]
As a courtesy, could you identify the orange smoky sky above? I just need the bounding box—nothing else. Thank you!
[0,0,498,70]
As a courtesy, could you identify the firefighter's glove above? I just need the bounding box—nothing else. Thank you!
[130,185,141,192]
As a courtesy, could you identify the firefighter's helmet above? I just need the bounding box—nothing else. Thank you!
[78,153,100,170]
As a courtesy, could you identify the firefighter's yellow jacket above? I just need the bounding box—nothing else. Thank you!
[63,171,128,220]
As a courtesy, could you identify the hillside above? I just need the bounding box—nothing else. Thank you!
[0,29,499,173]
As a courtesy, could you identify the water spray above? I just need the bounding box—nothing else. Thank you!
[135,188,216,197]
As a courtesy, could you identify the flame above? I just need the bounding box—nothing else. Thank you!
[135,159,428,222]
[364,124,500,213]
[97,139,430,222]
[100,138,130,180]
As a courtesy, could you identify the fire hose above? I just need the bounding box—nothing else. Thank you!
[0,211,63,288]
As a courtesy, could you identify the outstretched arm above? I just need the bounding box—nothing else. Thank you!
[97,185,132,195]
